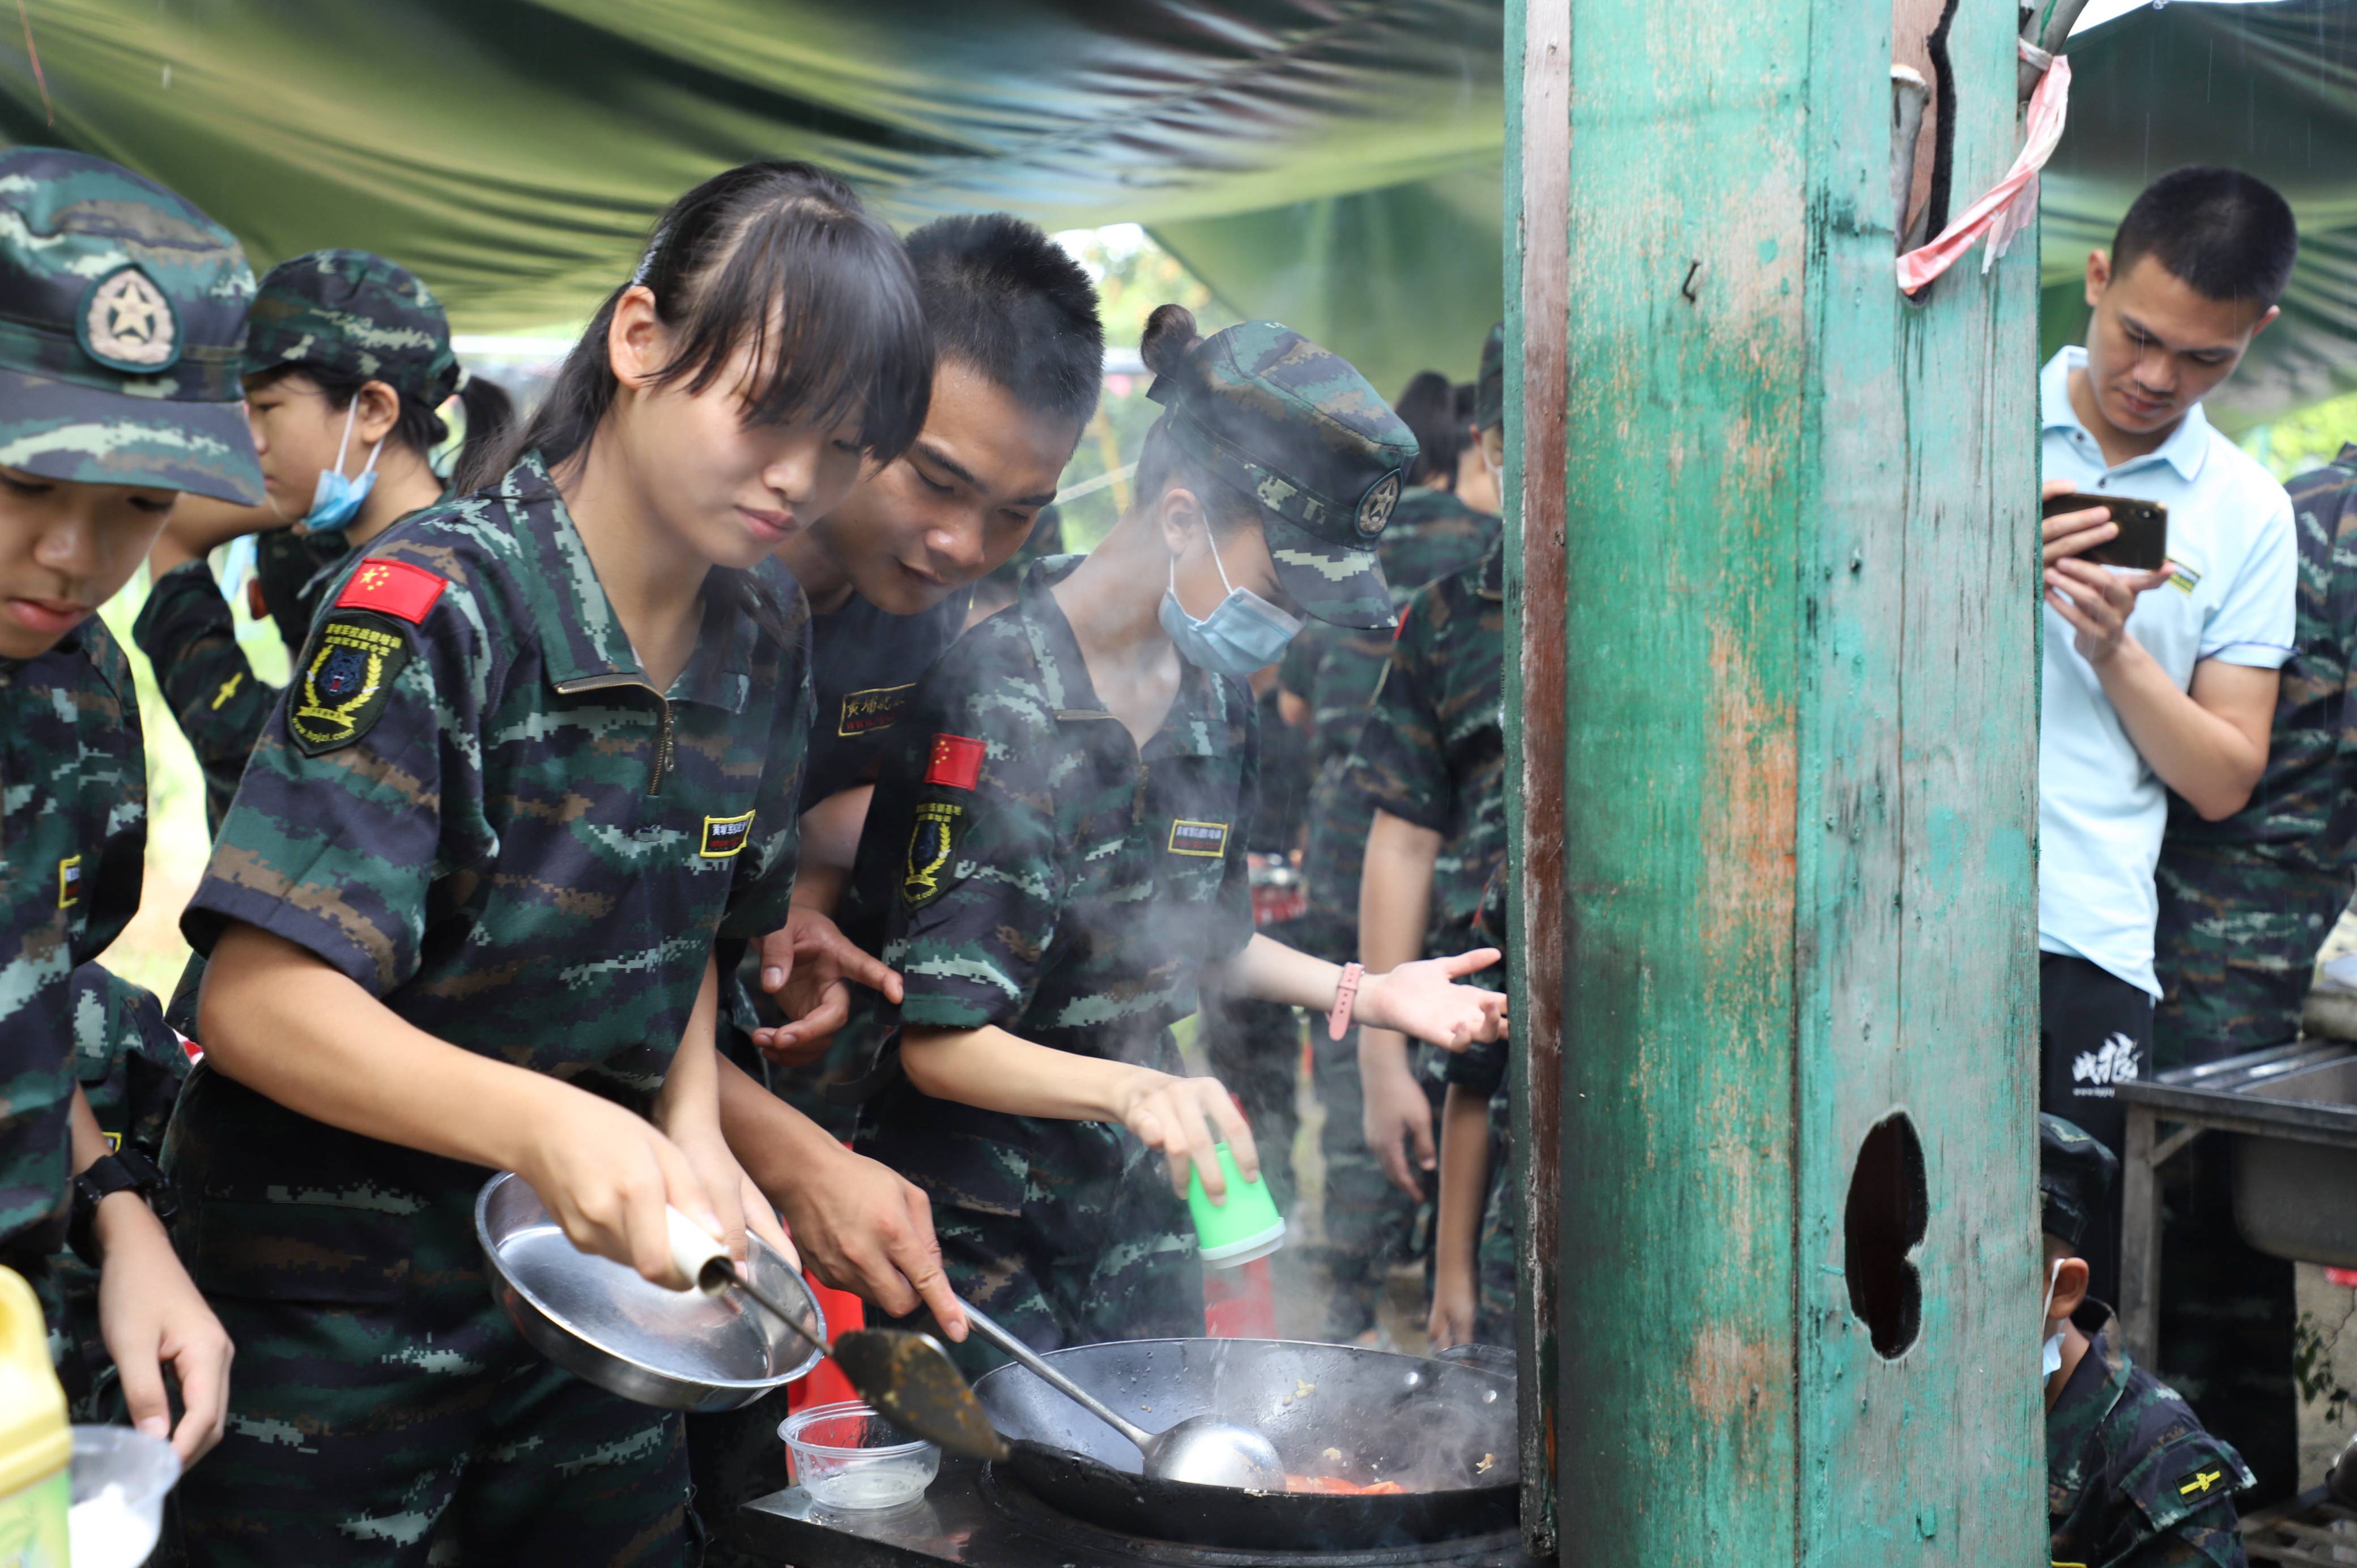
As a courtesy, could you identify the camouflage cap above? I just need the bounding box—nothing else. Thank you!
[1475,320,1506,433]
[1149,321,1418,629]
[243,249,460,407]
[2039,1113,2119,1250]
[0,147,263,504]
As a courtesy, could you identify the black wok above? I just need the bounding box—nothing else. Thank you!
[972,1337,1516,1550]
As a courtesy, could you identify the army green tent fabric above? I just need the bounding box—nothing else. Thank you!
[0,0,1501,390]
[0,0,2347,408]
[2041,0,2357,427]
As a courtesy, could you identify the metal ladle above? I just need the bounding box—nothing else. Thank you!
[666,1211,1009,1463]
[956,1297,1284,1490]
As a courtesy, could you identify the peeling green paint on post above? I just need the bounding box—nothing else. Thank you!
[1513,0,2045,1558]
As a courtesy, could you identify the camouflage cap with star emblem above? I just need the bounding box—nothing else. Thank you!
[0,147,263,504]
[243,249,461,407]
[1148,321,1419,629]
[1475,319,1507,433]
[2040,1113,2119,1250]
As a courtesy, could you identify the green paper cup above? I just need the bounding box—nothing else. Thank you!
[1185,1143,1286,1268]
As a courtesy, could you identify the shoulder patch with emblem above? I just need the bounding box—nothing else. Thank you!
[903,800,963,907]
[2173,1462,2231,1501]
[924,733,986,790]
[701,811,755,859]
[288,613,412,756]
[1168,819,1229,858]
[335,558,448,624]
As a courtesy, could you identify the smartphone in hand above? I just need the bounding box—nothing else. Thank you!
[2043,491,2168,572]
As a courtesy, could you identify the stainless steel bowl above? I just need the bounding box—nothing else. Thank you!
[476,1170,824,1412]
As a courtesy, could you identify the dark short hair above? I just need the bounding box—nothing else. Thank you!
[904,214,1103,427]
[1392,370,1462,487]
[2112,165,2299,307]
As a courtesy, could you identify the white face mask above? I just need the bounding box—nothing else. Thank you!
[2040,1258,2067,1382]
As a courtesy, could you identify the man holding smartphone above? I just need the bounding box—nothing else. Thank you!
[2038,165,2299,1299]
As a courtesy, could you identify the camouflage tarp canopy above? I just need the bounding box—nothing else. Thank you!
[0,0,2348,413]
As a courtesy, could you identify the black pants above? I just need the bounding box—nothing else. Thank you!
[2039,952,2154,1305]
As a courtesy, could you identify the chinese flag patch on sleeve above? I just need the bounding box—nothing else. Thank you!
[923,733,986,790]
[334,559,448,625]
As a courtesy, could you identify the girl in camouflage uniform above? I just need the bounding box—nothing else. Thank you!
[133,250,513,833]
[841,306,1509,1368]
[163,163,931,1567]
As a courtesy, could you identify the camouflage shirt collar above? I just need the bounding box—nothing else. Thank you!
[2048,1299,2135,1471]
[1017,553,1235,759]
[498,451,757,713]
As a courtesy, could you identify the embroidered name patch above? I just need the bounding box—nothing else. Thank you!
[1168,819,1229,858]
[701,811,756,859]
[903,800,963,907]
[288,616,411,756]
[334,559,448,625]
[924,734,986,790]
[57,855,81,909]
[839,683,916,738]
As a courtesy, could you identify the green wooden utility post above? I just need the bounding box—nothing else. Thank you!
[1504,0,2046,1559]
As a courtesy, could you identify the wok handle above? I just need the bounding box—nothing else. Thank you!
[957,1297,1156,1453]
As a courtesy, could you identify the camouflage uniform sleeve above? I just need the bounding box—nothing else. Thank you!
[1343,593,1452,833]
[69,963,189,1160]
[181,572,493,997]
[1278,624,1326,705]
[130,559,276,830]
[2109,1431,2253,1568]
[882,683,1063,1033]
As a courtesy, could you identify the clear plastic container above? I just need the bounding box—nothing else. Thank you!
[67,1426,178,1568]
[779,1401,938,1511]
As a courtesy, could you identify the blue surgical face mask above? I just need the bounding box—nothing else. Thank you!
[1159,521,1304,679]
[301,399,384,539]
[2040,1258,2066,1383]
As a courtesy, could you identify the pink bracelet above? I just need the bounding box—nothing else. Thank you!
[1327,962,1365,1041]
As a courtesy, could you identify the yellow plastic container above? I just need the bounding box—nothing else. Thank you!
[0,1266,70,1567]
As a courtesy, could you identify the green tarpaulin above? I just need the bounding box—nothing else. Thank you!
[0,0,2347,409]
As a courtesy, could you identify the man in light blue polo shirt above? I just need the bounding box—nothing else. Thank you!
[2039,166,2299,1299]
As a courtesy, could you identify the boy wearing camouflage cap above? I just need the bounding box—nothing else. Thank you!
[1279,323,1501,1340]
[2041,1113,2253,1567]
[133,248,509,832]
[835,306,1508,1367]
[0,146,261,1467]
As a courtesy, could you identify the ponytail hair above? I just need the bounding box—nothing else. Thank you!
[246,359,515,491]
[469,160,931,491]
[1132,304,1256,534]
[1392,370,1461,489]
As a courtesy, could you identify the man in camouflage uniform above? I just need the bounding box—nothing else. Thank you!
[1282,322,1501,1340]
[839,319,1421,1371]
[133,250,464,832]
[1431,868,1516,1348]
[2043,1115,2254,1567]
[2146,447,2357,1502]
[164,443,814,1564]
[0,146,259,1470]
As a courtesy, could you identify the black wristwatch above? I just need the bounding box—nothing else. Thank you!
[68,1149,177,1267]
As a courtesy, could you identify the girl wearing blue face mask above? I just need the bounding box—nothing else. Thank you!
[834,306,1511,1365]
[133,250,513,832]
